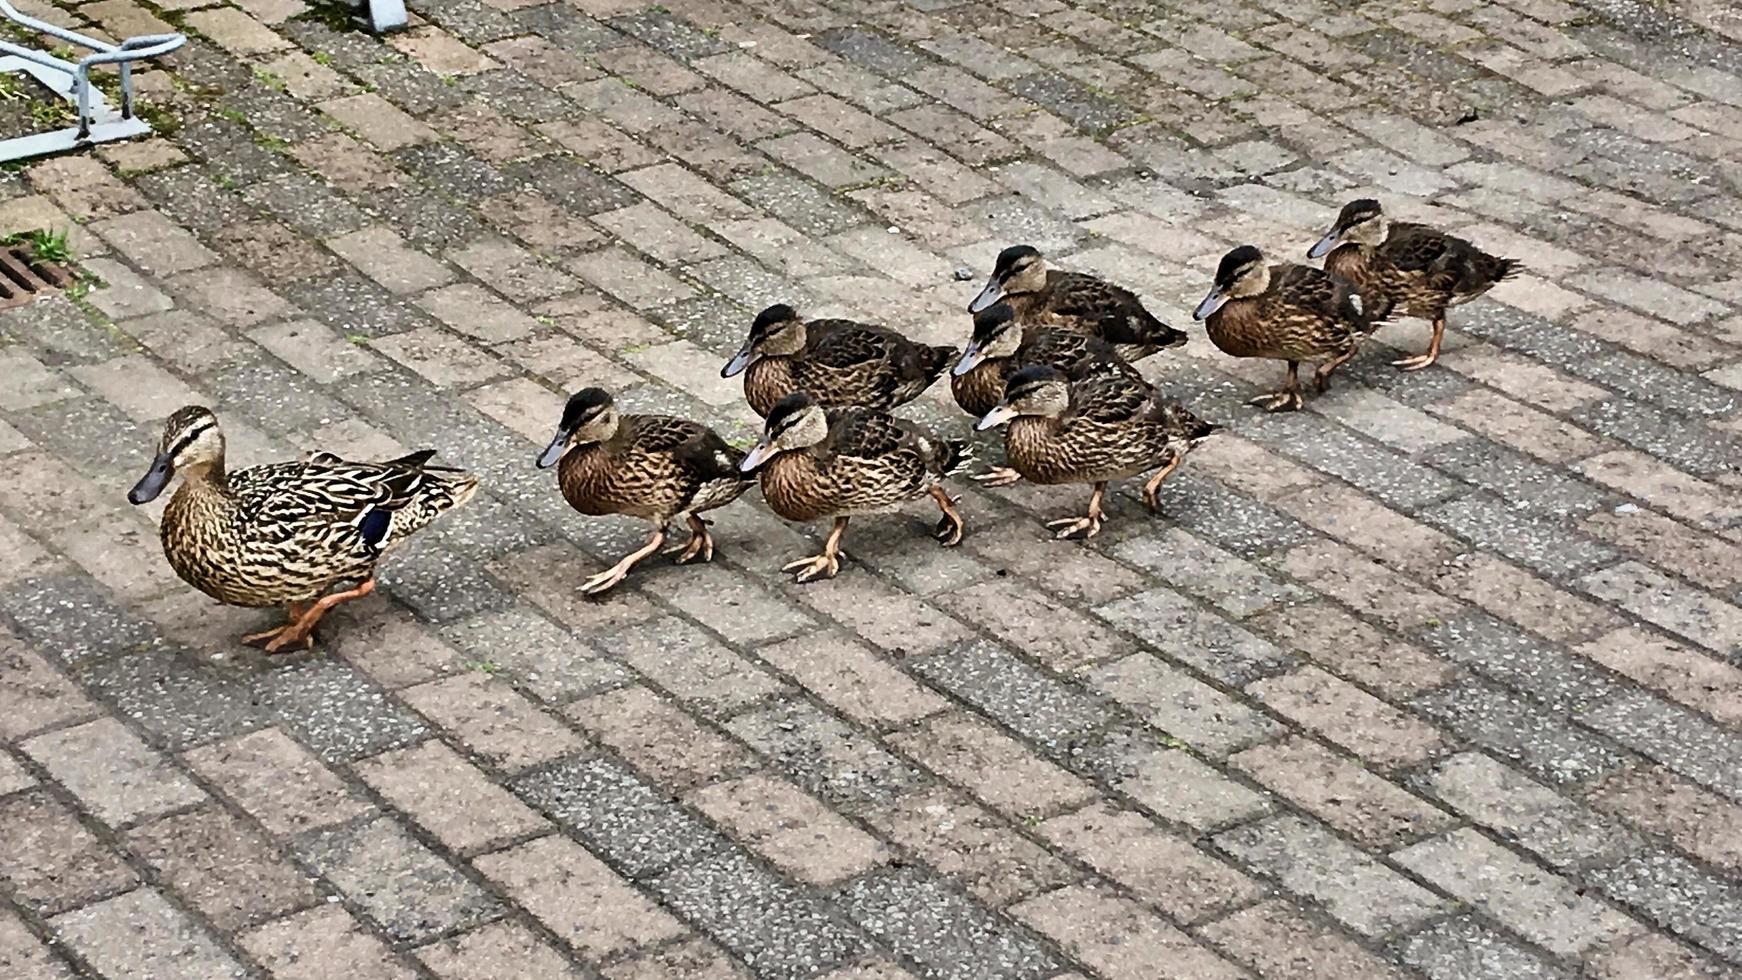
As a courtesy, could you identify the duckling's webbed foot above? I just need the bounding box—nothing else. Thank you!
[1247,390,1304,413]
[782,552,841,583]
[972,466,1022,487]
[1047,482,1106,540]
[929,486,965,546]
[1393,316,1445,372]
[583,530,665,595]
[1046,515,1102,539]
[663,515,715,564]
[1250,361,1304,412]
[784,517,848,583]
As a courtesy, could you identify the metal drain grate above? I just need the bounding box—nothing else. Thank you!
[0,243,74,310]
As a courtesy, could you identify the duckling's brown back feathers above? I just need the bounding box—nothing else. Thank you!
[1043,271,1188,355]
[1378,223,1522,305]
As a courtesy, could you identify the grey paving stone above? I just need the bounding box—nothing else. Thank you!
[295,816,500,943]
[1592,848,1742,965]
[726,699,928,811]
[1421,439,1613,517]
[7,396,155,476]
[1576,398,1742,482]
[514,3,624,52]
[510,756,725,877]
[0,574,158,666]
[1142,473,1316,558]
[281,275,446,338]
[835,867,1064,980]
[1413,678,1627,786]
[1416,752,1634,868]
[1244,411,1468,510]
[50,888,246,980]
[814,27,931,78]
[1423,494,1618,580]
[1094,586,1297,687]
[1004,74,1139,133]
[134,167,260,234]
[652,849,866,979]
[730,173,869,237]
[459,69,577,123]
[1419,611,1617,713]
[393,143,514,205]
[1583,690,1742,803]
[240,171,372,239]
[1394,915,1572,980]
[362,186,492,253]
[909,640,1110,748]
[1215,814,1449,937]
[502,156,643,215]
[438,606,628,704]
[203,353,348,436]
[76,648,271,750]
[610,9,733,60]
[417,0,526,44]
[250,660,428,763]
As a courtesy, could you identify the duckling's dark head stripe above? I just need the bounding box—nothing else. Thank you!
[970,303,1016,341]
[561,388,612,429]
[1004,364,1066,398]
[1215,245,1263,286]
[992,244,1040,278]
[1336,198,1382,227]
[751,304,799,337]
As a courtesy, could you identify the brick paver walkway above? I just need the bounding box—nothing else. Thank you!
[3,0,1742,976]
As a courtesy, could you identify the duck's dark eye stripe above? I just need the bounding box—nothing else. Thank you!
[166,422,215,458]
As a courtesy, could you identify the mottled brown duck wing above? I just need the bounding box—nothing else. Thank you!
[1064,369,1153,425]
[1046,272,1182,350]
[1275,262,1369,327]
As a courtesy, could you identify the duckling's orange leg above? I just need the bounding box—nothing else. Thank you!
[929,486,965,546]
[1047,482,1106,540]
[1394,316,1445,371]
[662,515,715,564]
[583,529,666,595]
[1141,455,1182,513]
[1248,362,1304,412]
[784,517,847,583]
[246,579,378,653]
[1314,348,1358,392]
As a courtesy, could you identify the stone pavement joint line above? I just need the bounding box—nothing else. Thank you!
[1,0,1741,977]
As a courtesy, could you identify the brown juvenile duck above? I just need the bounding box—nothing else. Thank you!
[537,388,752,594]
[976,365,1218,539]
[721,303,957,417]
[952,302,1141,486]
[1193,245,1379,412]
[968,244,1188,362]
[740,392,969,582]
[1308,198,1521,371]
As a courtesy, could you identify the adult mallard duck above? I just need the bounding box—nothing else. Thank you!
[967,244,1188,362]
[720,303,957,417]
[740,392,970,582]
[536,388,752,595]
[976,365,1219,539]
[1308,198,1521,370]
[1192,245,1379,412]
[127,406,476,652]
